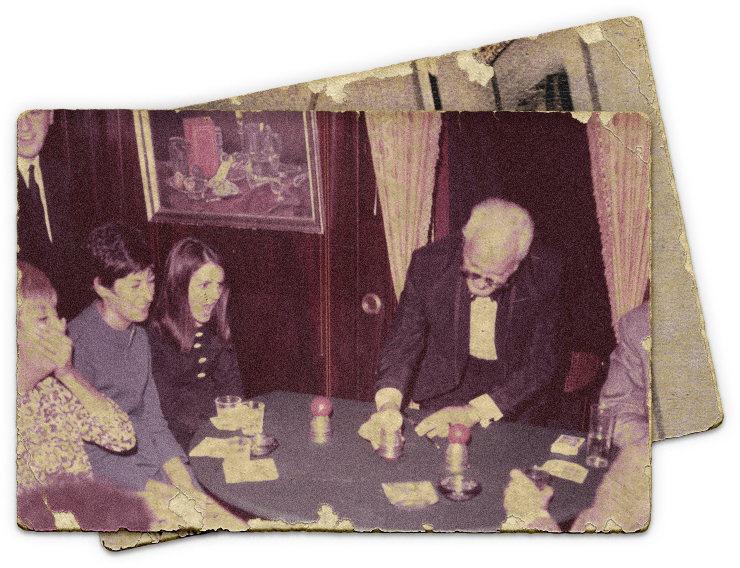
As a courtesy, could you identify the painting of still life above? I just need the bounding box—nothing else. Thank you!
[134,110,324,233]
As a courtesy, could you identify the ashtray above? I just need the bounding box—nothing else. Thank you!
[437,474,482,502]
[246,433,279,457]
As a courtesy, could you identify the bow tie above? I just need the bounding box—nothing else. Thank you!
[469,288,505,303]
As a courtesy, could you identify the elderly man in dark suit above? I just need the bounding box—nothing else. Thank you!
[17,110,86,319]
[360,198,563,446]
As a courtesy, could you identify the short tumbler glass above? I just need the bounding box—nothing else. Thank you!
[215,396,242,418]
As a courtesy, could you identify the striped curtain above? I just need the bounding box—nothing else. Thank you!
[365,112,442,300]
[587,112,651,340]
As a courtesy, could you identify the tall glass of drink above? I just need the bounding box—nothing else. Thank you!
[586,403,616,468]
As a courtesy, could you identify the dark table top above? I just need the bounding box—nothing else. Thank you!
[189,391,608,532]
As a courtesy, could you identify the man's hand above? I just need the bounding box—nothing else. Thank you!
[414,405,479,439]
[503,469,554,524]
[358,407,404,450]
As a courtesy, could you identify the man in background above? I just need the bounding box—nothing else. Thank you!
[17,109,87,319]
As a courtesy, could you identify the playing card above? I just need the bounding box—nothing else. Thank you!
[541,460,589,484]
[550,435,585,457]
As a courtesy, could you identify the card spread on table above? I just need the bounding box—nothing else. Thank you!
[541,460,588,484]
[223,456,279,483]
[210,415,245,431]
[550,435,585,456]
[189,436,250,458]
[382,481,439,510]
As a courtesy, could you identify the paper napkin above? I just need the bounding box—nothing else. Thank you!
[189,436,249,458]
[223,456,279,483]
[382,481,439,509]
[210,415,245,431]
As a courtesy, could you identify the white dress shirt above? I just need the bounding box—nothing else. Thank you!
[470,295,498,360]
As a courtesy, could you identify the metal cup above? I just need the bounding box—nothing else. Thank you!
[445,442,469,473]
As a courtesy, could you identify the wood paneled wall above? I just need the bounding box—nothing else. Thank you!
[54,109,395,402]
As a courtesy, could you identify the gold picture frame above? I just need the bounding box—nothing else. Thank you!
[134,110,325,234]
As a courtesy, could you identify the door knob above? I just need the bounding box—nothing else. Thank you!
[361,293,382,315]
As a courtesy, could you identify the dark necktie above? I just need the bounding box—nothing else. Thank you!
[28,164,50,243]
[27,164,41,202]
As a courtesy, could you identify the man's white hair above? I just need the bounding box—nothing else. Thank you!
[462,198,534,263]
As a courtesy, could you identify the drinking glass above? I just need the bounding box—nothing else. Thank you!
[586,404,616,468]
[215,396,242,419]
[240,401,265,436]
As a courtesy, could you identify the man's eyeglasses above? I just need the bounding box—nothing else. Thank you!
[461,269,498,288]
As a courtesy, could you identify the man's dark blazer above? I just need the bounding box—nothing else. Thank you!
[17,154,88,319]
[375,231,564,421]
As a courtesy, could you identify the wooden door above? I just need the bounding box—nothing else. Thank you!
[321,112,396,401]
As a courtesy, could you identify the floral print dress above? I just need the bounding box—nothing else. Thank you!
[17,377,136,494]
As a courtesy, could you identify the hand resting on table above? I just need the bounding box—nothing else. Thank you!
[414,405,480,439]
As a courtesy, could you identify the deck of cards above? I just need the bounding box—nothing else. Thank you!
[550,434,585,456]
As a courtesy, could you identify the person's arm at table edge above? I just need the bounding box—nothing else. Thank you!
[598,304,650,421]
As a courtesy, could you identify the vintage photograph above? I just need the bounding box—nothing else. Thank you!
[135,110,324,233]
[16,109,649,536]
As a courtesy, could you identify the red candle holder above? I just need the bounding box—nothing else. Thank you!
[448,423,470,444]
[311,396,332,417]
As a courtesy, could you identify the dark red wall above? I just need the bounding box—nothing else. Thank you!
[53,109,395,401]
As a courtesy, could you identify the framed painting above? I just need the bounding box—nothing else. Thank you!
[134,110,325,233]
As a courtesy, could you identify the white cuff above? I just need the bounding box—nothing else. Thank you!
[469,394,503,427]
[375,388,403,412]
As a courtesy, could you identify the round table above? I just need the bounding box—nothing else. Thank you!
[189,391,608,532]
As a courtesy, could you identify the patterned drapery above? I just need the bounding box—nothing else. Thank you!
[587,113,651,339]
[365,112,442,300]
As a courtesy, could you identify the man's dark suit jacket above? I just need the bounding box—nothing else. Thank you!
[17,154,88,319]
[376,231,564,422]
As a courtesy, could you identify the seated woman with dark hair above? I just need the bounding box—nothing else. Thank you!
[16,261,152,532]
[148,237,245,453]
[68,222,248,531]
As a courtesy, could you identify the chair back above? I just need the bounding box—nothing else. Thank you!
[563,351,601,393]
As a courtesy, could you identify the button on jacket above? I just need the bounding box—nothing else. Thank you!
[148,323,245,453]
[375,231,564,421]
